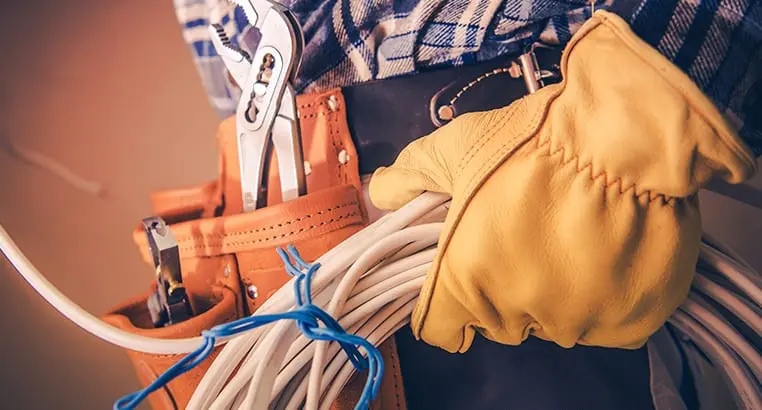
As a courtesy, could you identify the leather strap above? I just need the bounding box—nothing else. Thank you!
[133,185,365,261]
[343,48,562,174]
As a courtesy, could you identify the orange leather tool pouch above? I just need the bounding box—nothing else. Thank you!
[102,89,406,410]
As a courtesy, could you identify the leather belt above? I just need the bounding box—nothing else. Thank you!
[342,43,762,209]
[341,47,563,175]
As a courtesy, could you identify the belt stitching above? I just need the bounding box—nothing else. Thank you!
[328,100,344,184]
[156,201,360,244]
[177,211,361,252]
[389,339,402,410]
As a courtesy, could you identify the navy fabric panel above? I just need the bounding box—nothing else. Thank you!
[395,327,654,410]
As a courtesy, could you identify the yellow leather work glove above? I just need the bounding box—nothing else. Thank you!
[369,11,756,353]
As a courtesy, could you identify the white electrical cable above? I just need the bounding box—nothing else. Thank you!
[1,189,761,410]
[681,293,762,380]
[272,291,420,404]
[692,272,762,338]
[0,224,207,354]
[185,193,450,410]
[279,296,418,410]
[700,243,762,306]
[670,312,762,409]
[701,232,757,272]
[200,225,437,410]
[318,305,415,410]
[304,224,442,410]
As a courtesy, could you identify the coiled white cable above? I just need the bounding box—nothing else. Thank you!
[1,190,760,409]
[192,222,441,410]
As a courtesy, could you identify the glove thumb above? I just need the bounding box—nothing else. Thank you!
[369,116,474,210]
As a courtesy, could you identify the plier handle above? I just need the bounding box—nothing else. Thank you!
[210,0,306,212]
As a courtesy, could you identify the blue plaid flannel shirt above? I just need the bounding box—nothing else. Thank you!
[173,0,762,154]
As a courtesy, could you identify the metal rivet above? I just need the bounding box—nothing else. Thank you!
[253,82,268,97]
[223,265,231,278]
[304,161,312,176]
[246,284,259,299]
[338,149,349,165]
[327,95,338,112]
[437,105,454,121]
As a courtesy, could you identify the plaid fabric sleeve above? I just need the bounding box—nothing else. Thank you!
[172,0,245,118]
[172,0,762,155]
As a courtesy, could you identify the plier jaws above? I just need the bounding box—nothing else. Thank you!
[228,0,271,29]
[208,24,252,88]
[210,0,307,212]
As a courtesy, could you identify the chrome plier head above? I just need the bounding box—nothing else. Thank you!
[141,216,193,327]
[209,0,306,211]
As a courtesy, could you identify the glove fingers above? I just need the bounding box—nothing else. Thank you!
[369,165,449,210]
[369,127,460,210]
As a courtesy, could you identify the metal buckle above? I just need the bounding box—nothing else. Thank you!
[430,46,560,127]
[514,47,560,94]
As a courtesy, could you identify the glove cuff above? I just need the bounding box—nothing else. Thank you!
[582,11,756,186]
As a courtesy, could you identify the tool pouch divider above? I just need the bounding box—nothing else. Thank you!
[102,89,406,410]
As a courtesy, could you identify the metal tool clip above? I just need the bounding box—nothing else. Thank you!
[515,46,561,94]
[210,0,307,212]
[142,216,192,327]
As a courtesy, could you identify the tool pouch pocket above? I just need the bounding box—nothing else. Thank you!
[102,283,240,410]
[102,89,406,410]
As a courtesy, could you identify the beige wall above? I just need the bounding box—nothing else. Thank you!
[0,1,218,408]
[0,1,760,409]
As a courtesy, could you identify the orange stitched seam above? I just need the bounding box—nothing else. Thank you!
[389,341,402,410]
[300,111,331,120]
[329,109,343,183]
[178,211,360,252]
[536,139,678,205]
[170,201,359,243]
[299,99,328,109]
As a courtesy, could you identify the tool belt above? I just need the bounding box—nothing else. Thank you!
[101,48,663,409]
[102,85,408,409]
